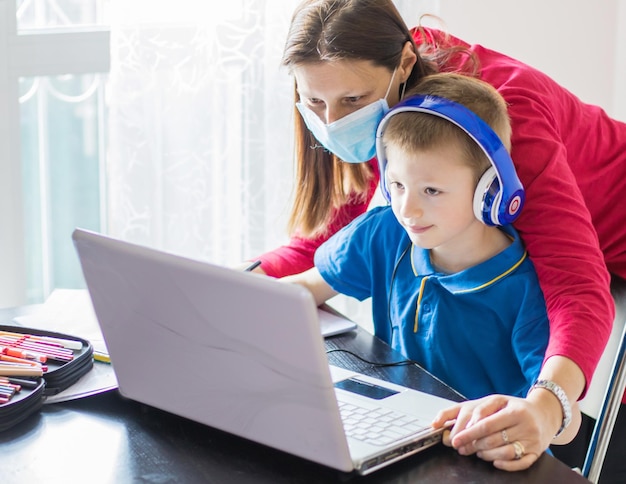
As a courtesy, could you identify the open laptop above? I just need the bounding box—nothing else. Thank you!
[72,228,459,476]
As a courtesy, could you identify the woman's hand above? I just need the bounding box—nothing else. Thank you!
[431,357,584,471]
[431,394,556,471]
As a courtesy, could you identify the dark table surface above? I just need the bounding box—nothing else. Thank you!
[0,308,589,484]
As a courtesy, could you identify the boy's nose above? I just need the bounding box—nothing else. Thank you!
[401,197,423,221]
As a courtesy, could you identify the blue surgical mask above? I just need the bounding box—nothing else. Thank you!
[296,69,397,163]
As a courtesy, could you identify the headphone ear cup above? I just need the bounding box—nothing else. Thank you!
[473,166,501,225]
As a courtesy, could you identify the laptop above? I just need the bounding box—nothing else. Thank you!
[72,228,458,476]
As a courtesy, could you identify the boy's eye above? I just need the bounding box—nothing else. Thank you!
[425,187,440,196]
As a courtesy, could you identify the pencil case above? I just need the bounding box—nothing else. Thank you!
[0,325,94,432]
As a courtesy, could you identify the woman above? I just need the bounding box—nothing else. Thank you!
[252,0,626,477]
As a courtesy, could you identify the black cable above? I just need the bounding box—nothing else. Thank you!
[326,348,416,368]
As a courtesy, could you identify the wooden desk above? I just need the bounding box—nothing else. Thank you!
[0,310,589,483]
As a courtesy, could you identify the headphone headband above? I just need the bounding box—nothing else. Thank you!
[375,94,525,226]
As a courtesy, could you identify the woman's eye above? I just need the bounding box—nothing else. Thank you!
[345,96,362,104]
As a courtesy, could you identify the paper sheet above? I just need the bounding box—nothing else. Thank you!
[318,306,358,337]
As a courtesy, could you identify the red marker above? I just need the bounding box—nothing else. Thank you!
[1,346,47,363]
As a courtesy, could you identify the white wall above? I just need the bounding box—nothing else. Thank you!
[614,0,626,120]
[432,0,625,121]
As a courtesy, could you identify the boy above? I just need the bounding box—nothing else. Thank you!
[283,73,548,402]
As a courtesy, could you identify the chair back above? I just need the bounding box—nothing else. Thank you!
[581,280,626,482]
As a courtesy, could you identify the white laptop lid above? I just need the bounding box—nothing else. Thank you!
[73,228,457,475]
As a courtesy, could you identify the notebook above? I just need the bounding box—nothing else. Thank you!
[72,228,458,476]
[317,305,358,337]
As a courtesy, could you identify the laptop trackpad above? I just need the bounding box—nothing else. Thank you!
[334,378,400,400]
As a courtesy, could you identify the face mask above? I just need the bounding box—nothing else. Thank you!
[296,68,397,163]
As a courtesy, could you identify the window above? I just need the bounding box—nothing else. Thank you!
[16,0,109,30]
[0,0,110,306]
[0,0,437,309]
[20,73,107,301]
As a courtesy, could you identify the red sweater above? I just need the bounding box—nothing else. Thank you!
[258,28,625,401]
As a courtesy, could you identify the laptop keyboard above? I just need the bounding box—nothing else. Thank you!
[337,400,427,446]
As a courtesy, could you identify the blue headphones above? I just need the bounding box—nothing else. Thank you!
[375,94,525,226]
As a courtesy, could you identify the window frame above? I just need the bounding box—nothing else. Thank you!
[0,0,109,306]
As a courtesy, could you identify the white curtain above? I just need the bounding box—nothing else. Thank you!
[107,1,436,266]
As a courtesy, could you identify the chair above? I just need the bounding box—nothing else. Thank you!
[580,279,626,482]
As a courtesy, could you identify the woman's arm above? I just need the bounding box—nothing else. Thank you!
[253,233,333,278]
[431,368,582,472]
[528,356,583,444]
[487,69,614,402]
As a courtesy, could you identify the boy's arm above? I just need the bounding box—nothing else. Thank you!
[282,267,338,306]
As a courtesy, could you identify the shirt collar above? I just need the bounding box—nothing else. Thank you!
[410,225,528,293]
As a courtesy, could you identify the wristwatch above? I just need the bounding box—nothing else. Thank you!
[529,379,572,438]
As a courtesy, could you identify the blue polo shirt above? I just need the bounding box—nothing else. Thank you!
[315,206,549,399]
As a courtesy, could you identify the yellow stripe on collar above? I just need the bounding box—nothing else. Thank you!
[414,276,428,333]
[453,251,528,294]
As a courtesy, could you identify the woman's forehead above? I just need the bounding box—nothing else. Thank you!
[293,60,391,97]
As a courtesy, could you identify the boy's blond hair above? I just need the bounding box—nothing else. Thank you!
[382,73,512,180]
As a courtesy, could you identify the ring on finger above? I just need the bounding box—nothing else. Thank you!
[501,429,509,444]
[512,440,525,460]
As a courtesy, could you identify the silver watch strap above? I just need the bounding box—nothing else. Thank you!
[529,379,572,438]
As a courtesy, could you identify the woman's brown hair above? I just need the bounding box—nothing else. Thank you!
[281,0,474,236]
